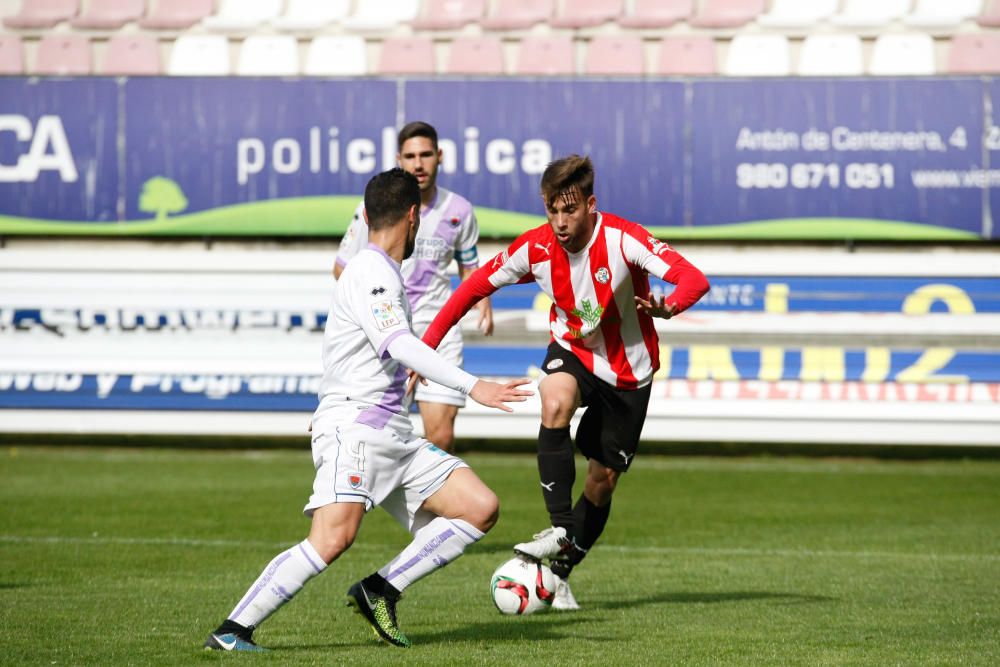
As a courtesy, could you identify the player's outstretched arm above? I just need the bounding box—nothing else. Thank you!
[469,378,533,412]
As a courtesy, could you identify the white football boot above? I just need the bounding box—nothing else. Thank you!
[552,575,580,611]
[513,526,572,561]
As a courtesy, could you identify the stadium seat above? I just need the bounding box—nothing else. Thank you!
[100,34,162,75]
[304,35,367,75]
[904,0,983,30]
[585,35,644,76]
[377,36,435,75]
[273,0,350,31]
[139,0,213,29]
[444,36,504,75]
[481,0,553,30]
[343,0,420,32]
[689,0,766,28]
[797,34,864,76]
[550,0,623,29]
[167,34,230,75]
[203,0,283,31]
[832,0,912,29]
[0,34,24,74]
[978,0,1000,26]
[869,33,935,74]
[618,0,692,29]
[3,0,78,29]
[654,36,716,75]
[946,33,1000,73]
[725,34,791,76]
[757,0,839,29]
[412,0,487,30]
[237,35,299,76]
[71,0,144,29]
[514,36,575,75]
[35,35,91,75]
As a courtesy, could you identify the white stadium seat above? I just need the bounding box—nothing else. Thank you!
[273,0,350,31]
[904,0,983,30]
[725,34,791,76]
[798,34,865,76]
[237,35,300,76]
[832,0,912,29]
[758,0,839,29]
[342,0,420,31]
[869,33,936,75]
[168,35,230,75]
[203,0,283,31]
[304,36,368,76]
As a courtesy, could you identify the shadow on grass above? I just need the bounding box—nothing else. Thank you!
[0,583,30,590]
[594,590,834,611]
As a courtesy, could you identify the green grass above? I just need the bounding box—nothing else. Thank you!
[0,199,981,240]
[1,447,999,665]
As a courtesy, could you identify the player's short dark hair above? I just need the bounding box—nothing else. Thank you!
[364,168,420,232]
[397,121,438,151]
[540,155,595,207]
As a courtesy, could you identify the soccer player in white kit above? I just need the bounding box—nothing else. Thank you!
[335,121,493,452]
[204,168,531,652]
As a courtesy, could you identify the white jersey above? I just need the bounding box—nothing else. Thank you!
[336,186,480,329]
[316,244,415,435]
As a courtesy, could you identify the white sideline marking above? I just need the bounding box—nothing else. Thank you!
[1,535,997,563]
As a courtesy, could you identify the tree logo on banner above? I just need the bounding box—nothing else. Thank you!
[139,177,188,222]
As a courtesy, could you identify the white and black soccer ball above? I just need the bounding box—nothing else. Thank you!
[490,555,556,615]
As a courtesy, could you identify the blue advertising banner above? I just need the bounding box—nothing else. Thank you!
[0,78,118,222]
[1,77,997,239]
[691,79,988,239]
[403,80,687,226]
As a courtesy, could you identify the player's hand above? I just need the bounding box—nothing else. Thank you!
[635,294,677,320]
[476,299,495,336]
[405,369,428,398]
[469,378,533,412]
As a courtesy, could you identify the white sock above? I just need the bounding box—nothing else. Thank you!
[378,517,484,592]
[228,539,327,628]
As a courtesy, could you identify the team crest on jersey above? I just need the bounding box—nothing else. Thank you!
[594,267,610,284]
[347,473,364,489]
[371,301,400,330]
[546,358,564,370]
[450,217,460,227]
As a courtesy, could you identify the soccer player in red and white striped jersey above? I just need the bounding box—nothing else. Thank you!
[422,155,709,609]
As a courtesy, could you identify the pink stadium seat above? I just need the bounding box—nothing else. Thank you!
[689,0,766,28]
[585,35,644,75]
[947,33,1000,73]
[3,0,79,29]
[977,0,1000,26]
[101,34,162,75]
[412,0,487,30]
[139,0,213,29]
[378,37,436,75]
[481,0,553,30]
[550,0,623,29]
[515,36,574,75]
[618,0,693,28]
[35,35,91,75]
[444,36,504,74]
[654,36,716,75]
[72,0,145,29]
[0,34,24,74]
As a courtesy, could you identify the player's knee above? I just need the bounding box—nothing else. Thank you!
[540,396,574,427]
[586,468,619,505]
[464,488,500,532]
[309,526,357,564]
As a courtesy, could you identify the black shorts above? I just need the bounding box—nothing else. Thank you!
[541,342,651,472]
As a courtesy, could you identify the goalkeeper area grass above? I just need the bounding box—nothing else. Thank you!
[1,446,998,665]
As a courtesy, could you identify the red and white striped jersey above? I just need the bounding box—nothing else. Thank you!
[423,212,710,390]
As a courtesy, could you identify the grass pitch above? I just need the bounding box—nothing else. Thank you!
[1,447,998,666]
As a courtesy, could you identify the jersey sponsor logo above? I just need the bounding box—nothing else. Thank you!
[491,250,509,270]
[370,286,386,296]
[546,358,564,370]
[370,301,400,330]
[647,236,674,256]
[347,473,364,489]
[571,299,605,329]
[594,267,610,284]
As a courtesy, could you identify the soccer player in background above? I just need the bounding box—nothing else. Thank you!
[421,155,710,609]
[204,168,531,651]
[335,121,493,453]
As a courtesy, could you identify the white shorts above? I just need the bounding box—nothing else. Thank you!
[303,411,468,533]
[413,324,466,408]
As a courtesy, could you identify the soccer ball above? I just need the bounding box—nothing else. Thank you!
[490,555,556,615]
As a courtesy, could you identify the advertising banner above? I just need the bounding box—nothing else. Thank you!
[1,77,997,239]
